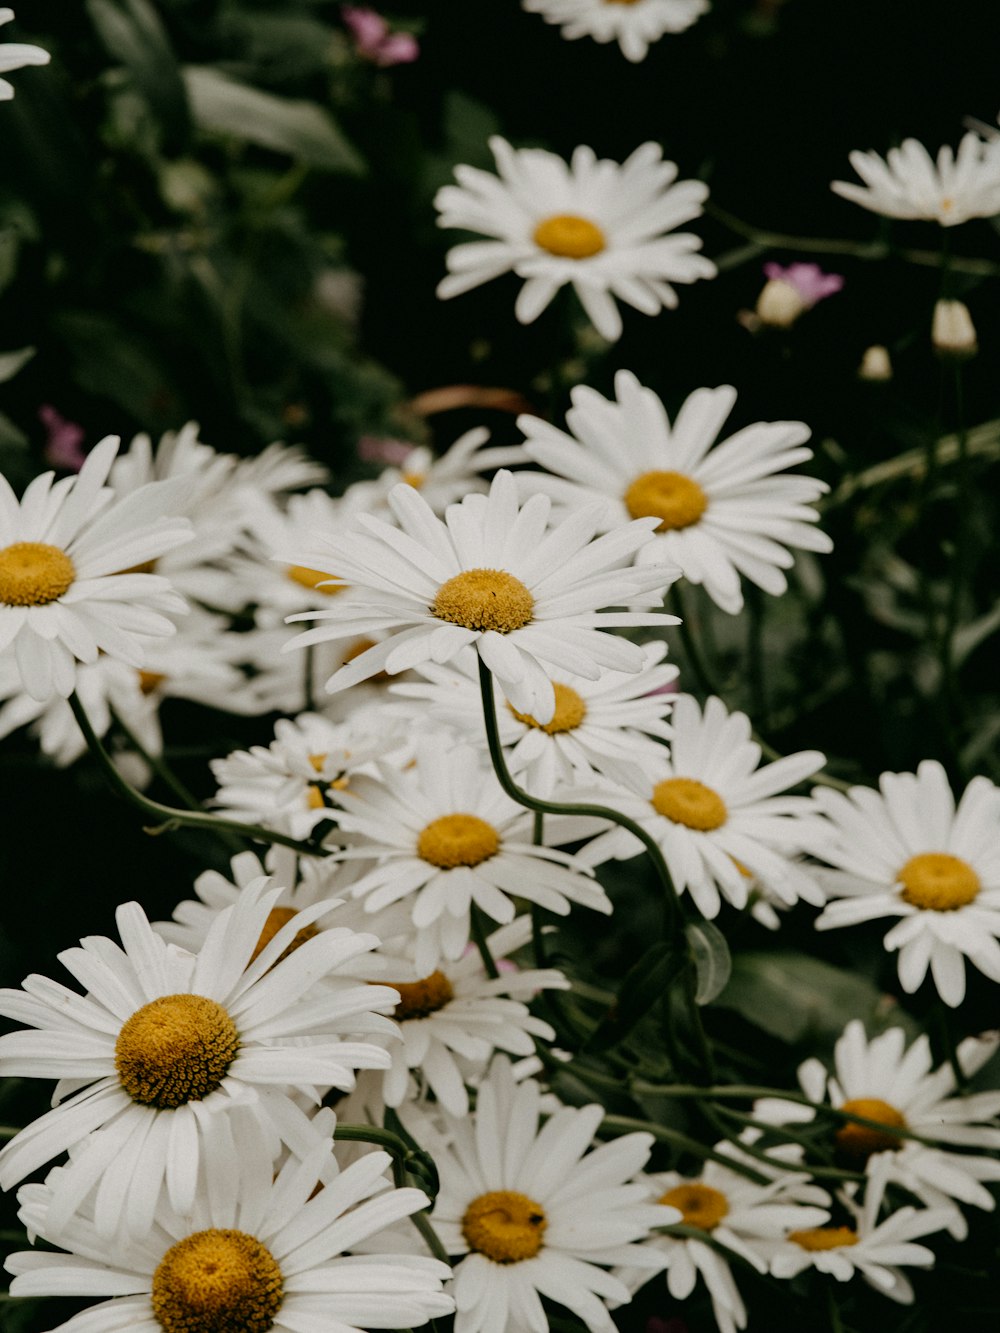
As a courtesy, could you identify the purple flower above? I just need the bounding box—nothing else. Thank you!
[357,434,416,466]
[762,262,844,307]
[342,7,419,67]
[39,405,86,471]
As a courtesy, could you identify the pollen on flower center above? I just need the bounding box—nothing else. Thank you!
[402,470,426,488]
[898,852,980,911]
[115,993,240,1108]
[249,907,319,967]
[462,1190,547,1263]
[151,1228,283,1333]
[624,470,708,532]
[417,813,501,869]
[509,681,587,734]
[533,214,606,260]
[388,969,455,1020]
[659,1182,729,1231]
[651,777,727,831]
[138,669,166,696]
[286,564,344,595]
[834,1097,906,1159]
[0,541,76,607]
[788,1225,859,1252]
[431,568,534,634]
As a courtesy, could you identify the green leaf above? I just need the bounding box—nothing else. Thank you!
[584,941,684,1053]
[686,920,732,1005]
[182,67,365,175]
[86,0,192,150]
[53,310,178,428]
[716,951,882,1044]
[951,601,1000,667]
[0,346,34,384]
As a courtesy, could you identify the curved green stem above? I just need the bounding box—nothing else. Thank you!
[470,903,500,980]
[69,692,327,858]
[335,1123,450,1264]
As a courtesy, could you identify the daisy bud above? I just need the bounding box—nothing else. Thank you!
[756,278,805,328]
[858,344,893,381]
[932,299,978,359]
[755,262,844,329]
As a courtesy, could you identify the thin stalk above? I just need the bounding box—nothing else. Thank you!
[69,692,326,857]
[109,706,205,813]
[600,1115,771,1184]
[941,360,973,730]
[335,1124,450,1264]
[672,584,725,700]
[469,903,500,980]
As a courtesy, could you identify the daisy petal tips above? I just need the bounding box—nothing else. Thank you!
[281,469,681,726]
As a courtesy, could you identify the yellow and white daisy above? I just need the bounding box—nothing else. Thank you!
[577,694,825,920]
[283,468,679,726]
[0,9,48,100]
[753,1021,1000,1241]
[809,760,1000,1006]
[390,641,677,796]
[434,137,715,341]
[832,132,1000,226]
[328,738,612,973]
[618,1143,830,1333]
[517,371,832,614]
[523,0,709,63]
[0,435,192,700]
[6,1139,454,1331]
[430,1055,679,1332]
[0,878,397,1239]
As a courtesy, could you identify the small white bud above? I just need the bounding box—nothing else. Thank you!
[755,278,806,329]
[932,299,977,359]
[858,344,892,381]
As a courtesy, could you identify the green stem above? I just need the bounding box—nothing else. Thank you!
[335,1123,450,1264]
[69,692,326,858]
[409,1209,450,1265]
[941,361,973,731]
[672,584,725,699]
[600,1115,771,1184]
[0,1125,20,1139]
[469,903,500,980]
[110,706,204,813]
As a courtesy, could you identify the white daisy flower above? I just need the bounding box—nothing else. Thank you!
[390,641,677,796]
[6,1138,454,1332]
[377,916,569,1117]
[0,435,192,701]
[211,709,407,840]
[577,694,825,920]
[753,1020,1000,1240]
[434,136,715,341]
[0,878,398,1239]
[0,9,49,100]
[809,759,1000,1006]
[617,1144,830,1333]
[328,738,612,973]
[233,438,330,497]
[430,1055,679,1332]
[523,0,709,63]
[283,468,680,727]
[346,427,528,516]
[517,370,832,614]
[831,131,1000,226]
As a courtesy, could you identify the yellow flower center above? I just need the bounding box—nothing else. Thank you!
[624,470,708,532]
[114,994,240,1109]
[417,813,501,869]
[462,1190,547,1263]
[788,1225,860,1252]
[532,214,606,260]
[402,470,426,489]
[659,1182,729,1231]
[388,970,455,1020]
[306,785,326,809]
[138,669,166,696]
[651,777,728,831]
[898,852,980,911]
[431,568,534,634]
[249,907,319,967]
[509,681,587,734]
[286,564,344,596]
[834,1097,907,1160]
[151,1228,283,1333]
[0,541,76,607]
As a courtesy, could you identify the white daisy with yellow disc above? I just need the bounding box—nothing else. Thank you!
[0,434,192,701]
[429,1055,680,1332]
[832,132,1000,227]
[523,0,709,63]
[517,370,832,615]
[810,759,1000,1006]
[434,137,715,341]
[282,468,679,728]
[0,878,398,1239]
[6,1137,454,1331]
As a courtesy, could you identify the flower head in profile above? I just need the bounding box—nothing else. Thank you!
[0,9,49,99]
[283,468,679,726]
[522,0,709,63]
[831,132,1000,225]
[342,5,419,66]
[809,760,1000,1006]
[435,137,715,341]
[0,435,192,700]
[0,879,397,1239]
[430,1055,679,1332]
[6,1140,453,1331]
[517,371,831,614]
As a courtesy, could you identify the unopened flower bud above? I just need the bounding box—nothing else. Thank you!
[755,262,844,329]
[932,299,977,359]
[756,279,805,328]
[858,344,892,381]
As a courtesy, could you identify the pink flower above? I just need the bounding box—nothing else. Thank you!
[342,7,419,67]
[39,405,86,471]
[762,261,844,307]
[357,434,416,466]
